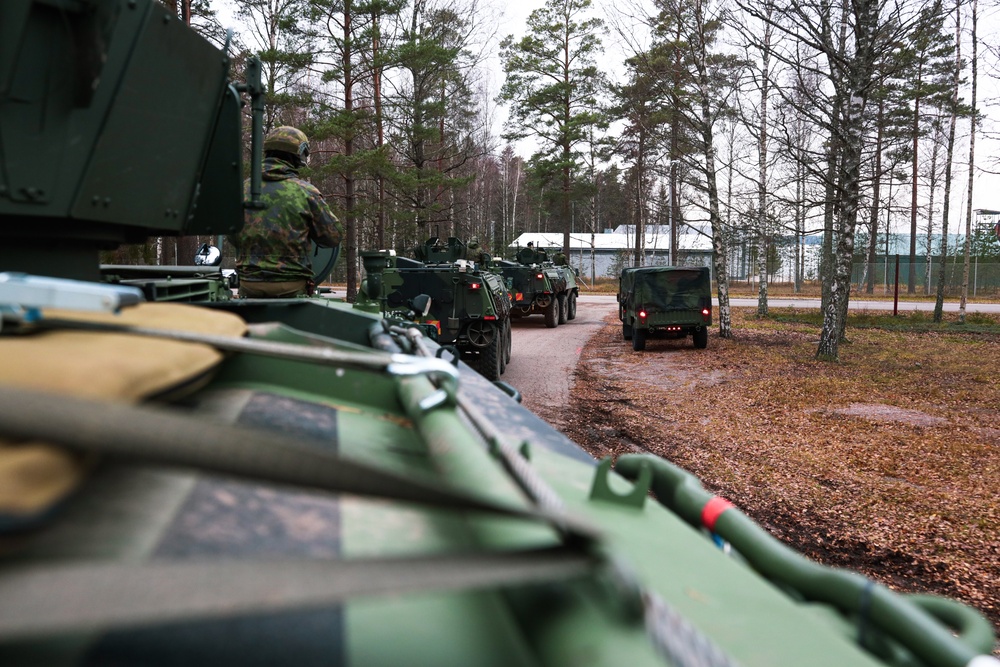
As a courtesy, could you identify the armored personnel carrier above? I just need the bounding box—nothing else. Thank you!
[499,246,579,327]
[1,2,997,666]
[356,237,512,380]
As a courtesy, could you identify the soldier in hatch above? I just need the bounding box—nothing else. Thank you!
[467,237,491,265]
[230,126,343,298]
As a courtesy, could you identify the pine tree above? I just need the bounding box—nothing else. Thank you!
[498,0,607,256]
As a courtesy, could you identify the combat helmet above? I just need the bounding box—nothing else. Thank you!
[264,126,310,165]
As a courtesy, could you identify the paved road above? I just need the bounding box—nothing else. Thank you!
[501,299,611,429]
[575,293,1000,313]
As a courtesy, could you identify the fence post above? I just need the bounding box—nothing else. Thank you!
[893,254,900,317]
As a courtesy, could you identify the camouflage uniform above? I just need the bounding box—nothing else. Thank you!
[231,156,342,297]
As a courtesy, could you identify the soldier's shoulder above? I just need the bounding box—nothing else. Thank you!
[287,177,323,198]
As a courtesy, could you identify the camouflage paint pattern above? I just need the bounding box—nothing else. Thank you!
[231,157,343,282]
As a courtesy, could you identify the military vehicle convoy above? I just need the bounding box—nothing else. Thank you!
[356,237,512,381]
[499,246,579,327]
[619,266,713,351]
[1,2,998,666]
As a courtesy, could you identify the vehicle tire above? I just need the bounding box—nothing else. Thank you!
[557,294,568,324]
[479,334,502,381]
[693,326,708,349]
[499,330,506,375]
[632,327,647,351]
[567,293,577,320]
[622,322,633,340]
[544,298,558,328]
[504,319,512,365]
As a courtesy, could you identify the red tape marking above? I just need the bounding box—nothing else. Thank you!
[701,497,734,532]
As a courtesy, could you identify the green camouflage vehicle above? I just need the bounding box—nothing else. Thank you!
[500,246,579,327]
[619,266,713,351]
[1,3,998,666]
[356,238,512,380]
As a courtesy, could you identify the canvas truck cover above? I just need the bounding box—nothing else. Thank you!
[622,266,711,311]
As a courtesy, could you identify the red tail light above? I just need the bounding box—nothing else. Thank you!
[639,310,647,321]
[535,273,544,280]
[469,282,481,290]
[483,315,497,321]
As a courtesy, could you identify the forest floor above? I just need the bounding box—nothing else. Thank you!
[561,307,1000,645]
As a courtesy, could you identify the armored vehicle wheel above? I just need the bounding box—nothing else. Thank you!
[498,326,506,374]
[557,294,568,324]
[504,319,512,365]
[479,335,502,381]
[567,293,577,320]
[623,322,633,340]
[632,327,647,351]
[544,298,558,328]
[693,326,709,349]
[466,320,497,348]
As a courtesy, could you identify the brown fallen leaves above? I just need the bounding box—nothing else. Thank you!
[562,308,1000,641]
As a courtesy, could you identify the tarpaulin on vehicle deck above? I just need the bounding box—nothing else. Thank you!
[622,267,710,311]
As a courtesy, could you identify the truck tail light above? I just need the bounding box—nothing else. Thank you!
[639,310,647,322]
[702,307,711,320]
[469,282,481,291]
[535,273,544,280]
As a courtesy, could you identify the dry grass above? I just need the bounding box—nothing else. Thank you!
[563,307,1000,636]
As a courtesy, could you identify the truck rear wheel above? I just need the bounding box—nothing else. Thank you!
[622,322,633,340]
[557,294,568,324]
[567,293,577,320]
[632,327,647,351]
[693,326,708,349]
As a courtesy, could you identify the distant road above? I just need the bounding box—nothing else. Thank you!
[577,293,1000,313]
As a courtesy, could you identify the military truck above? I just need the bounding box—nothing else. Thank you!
[500,246,579,327]
[619,265,712,351]
[2,3,998,666]
[357,238,512,380]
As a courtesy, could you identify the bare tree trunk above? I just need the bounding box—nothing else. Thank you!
[926,123,941,295]
[867,98,884,294]
[908,62,923,294]
[959,0,977,322]
[755,13,772,317]
[372,12,386,250]
[817,0,877,360]
[702,102,731,337]
[934,0,961,323]
[343,0,357,300]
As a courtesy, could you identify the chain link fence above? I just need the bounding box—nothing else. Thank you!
[851,257,1000,297]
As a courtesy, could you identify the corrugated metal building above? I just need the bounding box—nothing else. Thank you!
[510,225,713,283]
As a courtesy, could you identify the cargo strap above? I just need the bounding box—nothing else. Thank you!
[0,546,593,640]
[0,386,597,541]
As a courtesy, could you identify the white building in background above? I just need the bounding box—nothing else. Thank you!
[510,225,713,284]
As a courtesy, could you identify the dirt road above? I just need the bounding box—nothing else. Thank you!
[501,295,615,429]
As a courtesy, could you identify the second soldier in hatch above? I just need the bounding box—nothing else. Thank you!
[230,126,343,298]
